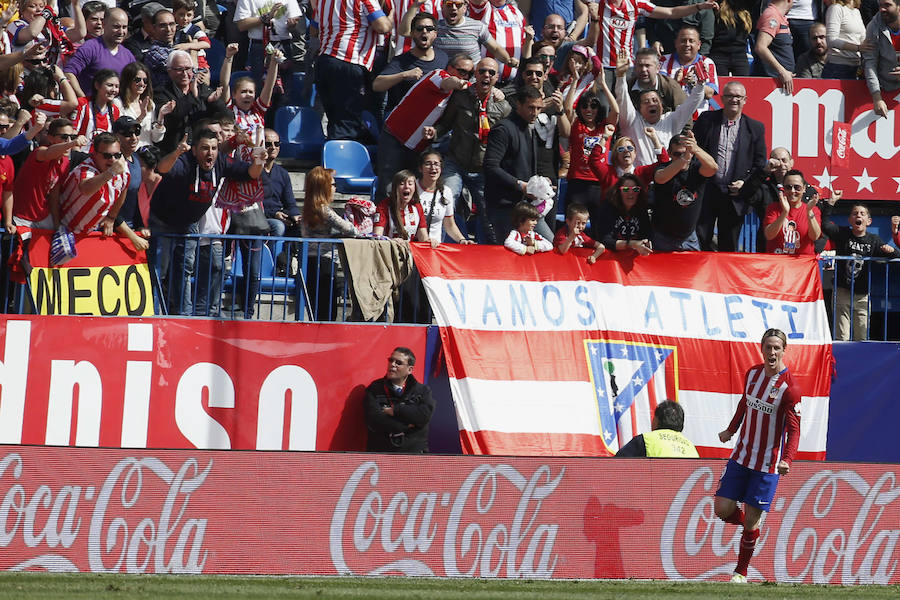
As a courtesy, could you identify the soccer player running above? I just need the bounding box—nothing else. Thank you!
[714,328,801,583]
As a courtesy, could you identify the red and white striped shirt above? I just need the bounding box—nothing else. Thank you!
[594,0,656,68]
[228,98,269,162]
[468,0,526,82]
[315,0,386,70]
[384,69,456,151]
[58,158,130,234]
[659,53,718,115]
[728,364,802,474]
[373,198,426,239]
[72,97,121,152]
[389,0,442,55]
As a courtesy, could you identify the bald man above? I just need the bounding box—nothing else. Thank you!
[64,7,136,97]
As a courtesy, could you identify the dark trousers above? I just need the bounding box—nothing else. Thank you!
[316,54,369,141]
[710,51,750,76]
[375,129,419,201]
[697,189,744,252]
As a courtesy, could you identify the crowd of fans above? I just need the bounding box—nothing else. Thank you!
[0,0,898,333]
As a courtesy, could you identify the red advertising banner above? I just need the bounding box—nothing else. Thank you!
[0,316,426,451]
[725,77,896,201]
[1,445,897,584]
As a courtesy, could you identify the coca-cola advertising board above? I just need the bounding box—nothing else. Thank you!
[1,445,897,584]
[724,77,898,201]
[0,316,425,451]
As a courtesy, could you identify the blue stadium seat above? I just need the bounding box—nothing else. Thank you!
[322,140,376,194]
[275,106,326,160]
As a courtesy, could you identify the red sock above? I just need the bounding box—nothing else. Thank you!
[723,506,745,526]
[735,528,760,576]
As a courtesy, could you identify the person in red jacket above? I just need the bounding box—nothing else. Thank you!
[714,328,802,583]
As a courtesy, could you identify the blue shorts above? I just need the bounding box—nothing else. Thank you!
[715,459,780,511]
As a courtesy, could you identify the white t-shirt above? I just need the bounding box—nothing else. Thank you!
[234,0,302,40]
[417,181,454,242]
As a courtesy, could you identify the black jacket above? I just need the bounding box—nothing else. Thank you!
[364,375,434,453]
[693,109,767,216]
[483,111,537,209]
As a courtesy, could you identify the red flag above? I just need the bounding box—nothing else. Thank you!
[831,121,851,169]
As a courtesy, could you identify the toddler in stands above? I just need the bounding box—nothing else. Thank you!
[554,203,605,263]
[504,201,553,255]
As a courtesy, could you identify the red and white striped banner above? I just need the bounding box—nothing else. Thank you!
[410,246,833,459]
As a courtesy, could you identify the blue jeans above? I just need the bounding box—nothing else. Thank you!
[150,220,198,316]
[442,158,490,243]
[652,230,701,252]
[195,242,224,317]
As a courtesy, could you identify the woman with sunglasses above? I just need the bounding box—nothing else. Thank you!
[559,84,617,210]
[117,61,174,149]
[72,68,121,152]
[588,127,668,191]
[593,173,653,255]
[763,169,823,255]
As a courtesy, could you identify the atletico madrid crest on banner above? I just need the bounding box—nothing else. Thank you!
[585,340,678,454]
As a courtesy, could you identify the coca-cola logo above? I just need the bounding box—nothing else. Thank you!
[661,467,900,584]
[836,126,849,159]
[329,462,564,578]
[0,452,212,573]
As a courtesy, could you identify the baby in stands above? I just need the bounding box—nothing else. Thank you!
[504,201,553,255]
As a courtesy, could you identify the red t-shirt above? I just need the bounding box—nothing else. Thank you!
[553,223,597,248]
[568,120,605,182]
[12,153,70,223]
[764,201,821,255]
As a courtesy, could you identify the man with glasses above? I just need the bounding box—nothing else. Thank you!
[111,116,145,234]
[124,1,165,62]
[533,5,590,45]
[154,50,225,153]
[468,0,532,83]
[260,128,301,239]
[430,57,511,243]
[364,347,435,453]
[12,118,82,232]
[375,53,471,200]
[53,131,148,252]
[692,81,767,252]
[144,8,181,89]
[64,8,136,98]
[374,12,448,115]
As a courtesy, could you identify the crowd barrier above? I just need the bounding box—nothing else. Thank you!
[1,232,898,340]
[0,444,897,583]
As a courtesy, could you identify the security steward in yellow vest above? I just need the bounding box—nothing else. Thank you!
[615,400,699,458]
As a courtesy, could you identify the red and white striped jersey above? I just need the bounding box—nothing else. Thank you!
[659,53,718,115]
[315,0,386,70]
[58,158,130,234]
[469,0,526,82]
[227,98,269,162]
[389,0,442,55]
[72,97,121,153]
[727,364,802,474]
[593,0,656,68]
[384,69,456,151]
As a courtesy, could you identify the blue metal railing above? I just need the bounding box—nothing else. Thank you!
[3,229,899,339]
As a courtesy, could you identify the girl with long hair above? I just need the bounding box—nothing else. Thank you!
[72,68,120,152]
[708,0,754,76]
[416,150,472,246]
[373,169,429,242]
[117,61,173,148]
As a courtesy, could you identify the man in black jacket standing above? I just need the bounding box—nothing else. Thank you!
[364,347,435,453]
[483,85,551,243]
[693,81,767,252]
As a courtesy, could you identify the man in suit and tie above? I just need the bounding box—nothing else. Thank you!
[693,81,768,252]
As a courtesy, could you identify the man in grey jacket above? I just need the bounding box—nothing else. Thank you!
[863,0,900,118]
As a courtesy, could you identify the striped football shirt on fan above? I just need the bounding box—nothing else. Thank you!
[594,0,656,67]
[468,0,527,82]
[409,247,832,459]
[58,158,130,234]
[315,0,386,70]
[384,69,457,151]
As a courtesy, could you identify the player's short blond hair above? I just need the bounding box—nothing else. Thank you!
[761,328,787,348]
